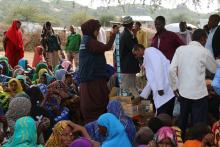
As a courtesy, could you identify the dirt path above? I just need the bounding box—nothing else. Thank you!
[0,51,114,66]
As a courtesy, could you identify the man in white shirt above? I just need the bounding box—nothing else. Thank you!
[205,14,220,58]
[133,44,175,116]
[169,29,217,137]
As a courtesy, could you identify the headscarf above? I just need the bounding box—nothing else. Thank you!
[45,120,69,147]
[212,120,220,146]
[13,67,24,78]
[0,56,11,76]
[3,116,43,147]
[107,100,136,142]
[55,69,66,80]
[81,19,101,39]
[38,68,48,79]
[97,113,132,147]
[44,81,69,119]
[61,60,71,71]
[32,46,43,68]
[16,75,26,84]
[8,78,23,94]
[6,97,31,127]
[69,138,93,147]
[155,127,177,147]
[18,58,27,70]
[33,62,48,81]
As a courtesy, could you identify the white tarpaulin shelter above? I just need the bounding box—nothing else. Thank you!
[165,23,197,32]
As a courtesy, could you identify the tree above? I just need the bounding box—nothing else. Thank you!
[99,15,115,26]
[70,11,94,26]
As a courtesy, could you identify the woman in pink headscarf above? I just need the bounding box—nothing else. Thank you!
[155,127,177,147]
[61,60,71,71]
[32,46,44,68]
[4,20,24,68]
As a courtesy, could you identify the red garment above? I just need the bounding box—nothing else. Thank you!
[5,20,24,68]
[151,30,184,61]
[32,46,43,67]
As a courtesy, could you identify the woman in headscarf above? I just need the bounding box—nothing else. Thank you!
[55,69,67,81]
[42,81,69,121]
[0,64,11,83]
[61,59,72,71]
[133,127,155,147]
[32,45,44,68]
[45,120,91,147]
[69,138,94,147]
[5,96,31,128]
[3,116,43,147]
[32,62,49,81]
[85,100,136,143]
[0,56,12,77]
[4,20,24,68]
[155,127,177,147]
[97,113,132,147]
[79,19,117,123]
[212,120,220,147]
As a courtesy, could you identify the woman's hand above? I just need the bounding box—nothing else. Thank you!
[67,121,91,139]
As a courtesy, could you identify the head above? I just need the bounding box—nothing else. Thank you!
[55,69,67,81]
[157,113,172,127]
[135,21,142,30]
[156,127,177,147]
[0,61,7,74]
[46,120,74,147]
[148,117,165,133]
[132,44,145,58]
[81,19,101,39]
[97,113,125,140]
[39,73,47,85]
[192,29,207,46]
[45,21,52,30]
[134,127,154,146]
[16,21,21,29]
[16,75,26,90]
[122,16,134,30]
[70,25,75,33]
[179,21,187,32]
[8,78,22,93]
[0,65,3,75]
[64,73,73,86]
[187,123,211,141]
[208,14,220,29]
[155,16,166,33]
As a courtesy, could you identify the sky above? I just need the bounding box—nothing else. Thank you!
[71,0,219,14]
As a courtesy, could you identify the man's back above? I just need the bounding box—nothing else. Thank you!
[170,41,217,99]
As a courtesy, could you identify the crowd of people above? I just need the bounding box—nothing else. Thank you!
[0,13,219,147]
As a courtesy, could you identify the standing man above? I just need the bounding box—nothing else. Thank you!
[177,21,192,45]
[65,25,81,68]
[135,21,148,48]
[133,44,175,116]
[205,14,220,58]
[120,16,140,95]
[151,16,184,62]
[169,29,217,137]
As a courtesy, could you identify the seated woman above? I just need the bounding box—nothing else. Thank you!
[32,62,50,81]
[0,78,25,111]
[85,100,136,144]
[18,58,34,79]
[32,46,44,68]
[55,69,67,81]
[3,116,43,147]
[63,72,79,96]
[155,127,177,147]
[0,64,11,83]
[70,137,100,147]
[97,113,132,147]
[0,56,12,77]
[45,120,91,147]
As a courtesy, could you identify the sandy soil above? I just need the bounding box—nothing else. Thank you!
[0,51,114,66]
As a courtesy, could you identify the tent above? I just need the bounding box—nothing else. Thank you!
[165,23,197,32]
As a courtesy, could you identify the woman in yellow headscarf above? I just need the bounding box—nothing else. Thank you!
[0,78,24,112]
[45,120,91,147]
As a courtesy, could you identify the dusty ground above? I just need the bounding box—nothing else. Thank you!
[0,51,114,66]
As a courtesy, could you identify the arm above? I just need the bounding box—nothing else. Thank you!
[67,121,91,139]
[204,50,217,73]
[88,33,116,53]
[169,50,179,91]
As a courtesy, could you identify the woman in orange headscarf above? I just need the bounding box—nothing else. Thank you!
[4,20,24,68]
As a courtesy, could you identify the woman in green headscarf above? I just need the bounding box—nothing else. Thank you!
[0,56,12,77]
[32,62,48,81]
[3,116,43,147]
